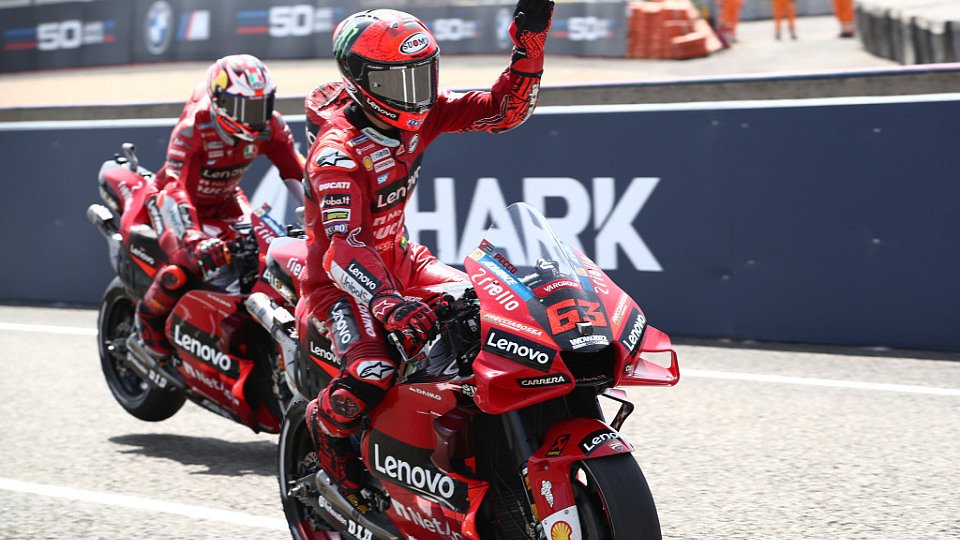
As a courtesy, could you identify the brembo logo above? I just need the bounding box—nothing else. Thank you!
[400,32,430,55]
[172,319,236,377]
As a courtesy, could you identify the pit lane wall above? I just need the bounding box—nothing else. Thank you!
[3,93,959,351]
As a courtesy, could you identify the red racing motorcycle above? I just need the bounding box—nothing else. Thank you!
[87,143,299,433]
[263,202,679,539]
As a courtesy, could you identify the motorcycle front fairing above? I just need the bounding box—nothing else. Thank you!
[464,203,677,415]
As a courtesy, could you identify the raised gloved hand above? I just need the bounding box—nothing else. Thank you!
[194,237,230,274]
[510,0,555,59]
[372,293,438,357]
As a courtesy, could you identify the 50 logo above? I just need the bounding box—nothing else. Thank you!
[36,19,114,51]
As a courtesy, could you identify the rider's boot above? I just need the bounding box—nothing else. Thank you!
[134,310,172,358]
[306,389,375,513]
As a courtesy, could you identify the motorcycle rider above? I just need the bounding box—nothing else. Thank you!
[297,0,554,508]
[134,54,305,358]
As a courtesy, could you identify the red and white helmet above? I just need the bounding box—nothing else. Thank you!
[332,10,440,131]
[206,54,276,142]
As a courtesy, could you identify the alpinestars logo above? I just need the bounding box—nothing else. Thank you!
[315,147,357,169]
[357,360,394,381]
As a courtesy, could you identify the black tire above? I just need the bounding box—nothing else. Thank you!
[571,454,661,540]
[277,398,344,540]
[98,277,185,422]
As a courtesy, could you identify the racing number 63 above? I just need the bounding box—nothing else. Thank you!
[546,299,607,334]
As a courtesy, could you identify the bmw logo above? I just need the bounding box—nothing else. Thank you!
[146,1,173,55]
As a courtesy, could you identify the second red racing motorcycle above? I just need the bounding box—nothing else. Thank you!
[262,202,680,540]
[87,143,300,433]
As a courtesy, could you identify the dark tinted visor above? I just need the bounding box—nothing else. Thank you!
[218,93,274,130]
[365,58,437,113]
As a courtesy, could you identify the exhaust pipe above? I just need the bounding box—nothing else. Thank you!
[87,203,123,273]
[87,204,120,241]
[244,293,302,398]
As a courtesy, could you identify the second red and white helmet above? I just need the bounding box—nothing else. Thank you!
[206,54,276,142]
[332,10,440,131]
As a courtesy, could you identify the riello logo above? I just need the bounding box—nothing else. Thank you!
[405,177,663,271]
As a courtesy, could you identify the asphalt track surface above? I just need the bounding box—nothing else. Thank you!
[2,305,959,539]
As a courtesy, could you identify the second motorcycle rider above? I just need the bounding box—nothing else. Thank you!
[298,0,554,510]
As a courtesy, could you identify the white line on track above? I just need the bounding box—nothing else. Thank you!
[3,321,959,396]
[0,477,287,531]
[683,369,960,396]
[0,322,96,336]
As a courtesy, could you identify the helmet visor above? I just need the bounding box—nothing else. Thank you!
[217,93,274,131]
[365,58,438,113]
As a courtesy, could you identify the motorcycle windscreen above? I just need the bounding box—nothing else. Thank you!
[466,203,614,352]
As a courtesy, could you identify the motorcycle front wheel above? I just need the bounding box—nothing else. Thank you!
[98,277,185,422]
[571,454,661,539]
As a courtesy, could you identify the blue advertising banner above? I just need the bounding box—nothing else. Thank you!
[0,0,628,72]
[2,94,959,350]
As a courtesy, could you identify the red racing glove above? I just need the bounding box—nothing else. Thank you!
[372,293,439,357]
[194,237,230,275]
[510,0,554,63]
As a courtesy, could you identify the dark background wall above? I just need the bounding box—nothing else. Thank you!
[0,0,627,72]
[2,94,959,351]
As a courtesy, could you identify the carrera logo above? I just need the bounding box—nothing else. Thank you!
[517,373,571,388]
[400,32,431,55]
[171,318,237,378]
[371,430,468,511]
[619,308,647,355]
[483,328,555,372]
[579,428,622,455]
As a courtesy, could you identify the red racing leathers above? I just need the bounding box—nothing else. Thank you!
[138,84,304,354]
[298,49,546,438]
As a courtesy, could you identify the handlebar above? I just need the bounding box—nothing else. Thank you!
[386,289,480,371]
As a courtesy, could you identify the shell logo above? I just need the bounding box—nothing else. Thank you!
[400,32,430,55]
[550,521,573,540]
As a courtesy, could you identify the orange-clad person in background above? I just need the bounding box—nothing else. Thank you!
[772,0,797,40]
[834,0,856,38]
[718,0,743,45]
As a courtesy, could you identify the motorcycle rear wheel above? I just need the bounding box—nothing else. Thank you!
[98,277,185,422]
[571,454,661,539]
